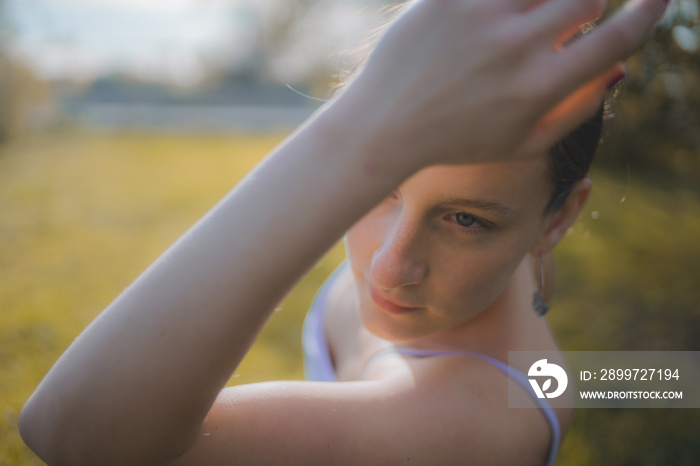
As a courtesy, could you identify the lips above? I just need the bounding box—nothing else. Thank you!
[368,284,423,315]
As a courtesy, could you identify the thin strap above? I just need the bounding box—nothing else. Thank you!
[304,265,559,464]
[362,348,560,466]
[302,263,346,382]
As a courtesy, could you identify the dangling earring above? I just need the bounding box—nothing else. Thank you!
[533,254,550,317]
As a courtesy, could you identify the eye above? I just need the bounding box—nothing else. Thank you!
[449,212,489,234]
[455,213,480,228]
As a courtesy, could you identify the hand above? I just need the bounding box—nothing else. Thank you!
[329,0,668,170]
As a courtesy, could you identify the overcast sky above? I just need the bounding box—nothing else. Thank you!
[7,0,248,85]
[6,0,380,87]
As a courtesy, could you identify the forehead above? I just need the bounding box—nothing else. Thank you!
[399,159,551,213]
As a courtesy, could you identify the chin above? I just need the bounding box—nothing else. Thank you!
[358,302,431,343]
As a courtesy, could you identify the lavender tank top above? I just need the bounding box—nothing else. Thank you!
[302,262,561,466]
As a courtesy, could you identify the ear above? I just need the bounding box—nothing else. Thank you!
[531,177,592,255]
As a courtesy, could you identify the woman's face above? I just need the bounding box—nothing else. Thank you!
[345,159,554,342]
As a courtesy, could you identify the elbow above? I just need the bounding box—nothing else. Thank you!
[19,394,183,466]
[18,394,62,465]
[19,394,106,466]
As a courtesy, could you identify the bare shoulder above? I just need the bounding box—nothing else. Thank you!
[367,352,556,465]
[170,267,556,465]
[170,354,555,466]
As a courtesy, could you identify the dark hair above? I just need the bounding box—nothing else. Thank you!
[545,105,604,213]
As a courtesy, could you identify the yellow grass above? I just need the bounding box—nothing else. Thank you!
[1,130,698,464]
[0,131,344,465]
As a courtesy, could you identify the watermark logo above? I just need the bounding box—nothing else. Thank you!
[510,351,698,408]
[528,359,568,399]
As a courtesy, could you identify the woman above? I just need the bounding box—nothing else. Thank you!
[19,0,668,464]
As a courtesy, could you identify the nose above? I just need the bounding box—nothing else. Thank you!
[370,214,428,289]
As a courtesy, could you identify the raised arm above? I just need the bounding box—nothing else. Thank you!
[18,109,414,465]
[19,0,668,464]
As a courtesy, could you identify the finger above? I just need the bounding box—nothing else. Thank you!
[554,0,668,91]
[519,65,625,158]
[527,0,607,42]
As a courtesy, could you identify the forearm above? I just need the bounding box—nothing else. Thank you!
[19,105,414,465]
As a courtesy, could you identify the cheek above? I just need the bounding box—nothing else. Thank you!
[431,238,529,315]
[433,252,497,303]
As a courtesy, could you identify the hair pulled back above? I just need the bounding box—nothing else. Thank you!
[545,106,603,213]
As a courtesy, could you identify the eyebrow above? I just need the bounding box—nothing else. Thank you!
[435,197,515,216]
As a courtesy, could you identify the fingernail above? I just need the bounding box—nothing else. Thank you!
[607,72,626,90]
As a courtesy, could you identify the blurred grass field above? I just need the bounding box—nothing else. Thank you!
[1,131,698,465]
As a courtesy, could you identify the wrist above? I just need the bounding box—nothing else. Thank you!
[312,84,424,186]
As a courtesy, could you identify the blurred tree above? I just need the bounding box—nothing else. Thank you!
[0,0,18,142]
[601,0,700,186]
[556,4,700,462]
[0,0,49,143]
[210,0,396,95]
